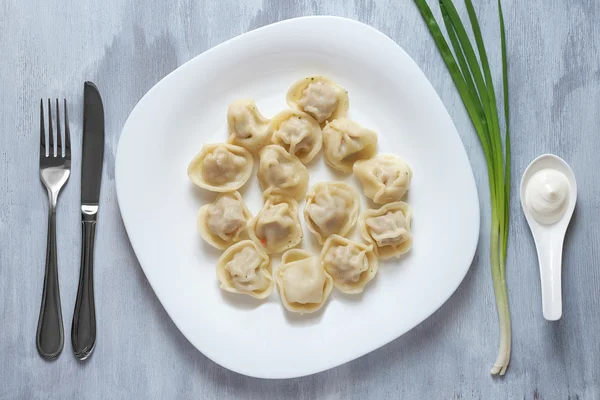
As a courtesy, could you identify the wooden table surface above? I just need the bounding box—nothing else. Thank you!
[1,0,599,398]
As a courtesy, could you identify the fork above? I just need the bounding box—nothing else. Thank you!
[37,99,71,360]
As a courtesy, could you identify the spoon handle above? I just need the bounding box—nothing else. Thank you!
[536,236,564,321]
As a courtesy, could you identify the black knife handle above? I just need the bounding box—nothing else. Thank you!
[72,211,97,360]
[36,208,64,360]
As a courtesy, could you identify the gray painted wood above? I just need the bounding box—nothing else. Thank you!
[1,0,599,398]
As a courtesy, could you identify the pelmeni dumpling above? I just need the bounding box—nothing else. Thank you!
[248,194,303,254]
[216,240,273,299]
[321,235,378,294]
[270,109,322,164]
[275,249,333,313]
[197,191,252,250]
[359,201,413,259]
[322,118,378,173]
[354,154,412,204]
[227,99,272,153]
[187,143,253,192]
[304,182,360,244]
[286,76,349,124]
[257,145,309,200]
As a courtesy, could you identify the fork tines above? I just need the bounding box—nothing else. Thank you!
[40,99,71,159]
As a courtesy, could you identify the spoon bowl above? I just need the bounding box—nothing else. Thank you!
[520,154,577,321]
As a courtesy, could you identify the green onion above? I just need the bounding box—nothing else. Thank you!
[413,0,511,375]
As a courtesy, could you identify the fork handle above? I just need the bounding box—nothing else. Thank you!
[72,211,97,360]
[36,206,64,360]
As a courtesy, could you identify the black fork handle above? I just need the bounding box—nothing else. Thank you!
[36,206,64,360]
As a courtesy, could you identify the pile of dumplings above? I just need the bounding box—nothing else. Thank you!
[187,76,414,314]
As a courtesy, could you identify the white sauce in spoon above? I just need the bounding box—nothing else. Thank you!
[525,168,570,225]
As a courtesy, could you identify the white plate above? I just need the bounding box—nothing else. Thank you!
[115,16,480,379]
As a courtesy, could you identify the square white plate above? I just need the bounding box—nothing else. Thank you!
[115,16,480,379]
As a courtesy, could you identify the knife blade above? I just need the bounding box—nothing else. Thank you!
[72,81,104,360]
[81,82,104,206]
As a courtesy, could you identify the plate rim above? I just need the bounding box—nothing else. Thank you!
[115,15,481,379]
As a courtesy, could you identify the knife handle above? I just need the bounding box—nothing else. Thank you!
[72,210,97,360]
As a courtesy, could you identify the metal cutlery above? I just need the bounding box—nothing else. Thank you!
[37,99,71,360]
[72,82,104,360]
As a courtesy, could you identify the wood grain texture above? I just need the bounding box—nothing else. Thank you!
[1,0,599,398]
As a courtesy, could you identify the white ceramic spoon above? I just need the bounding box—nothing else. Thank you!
[520,154,577,321]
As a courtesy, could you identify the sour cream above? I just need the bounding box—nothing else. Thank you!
[525,168,570,225]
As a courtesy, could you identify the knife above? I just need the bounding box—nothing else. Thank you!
[72,82,104,360]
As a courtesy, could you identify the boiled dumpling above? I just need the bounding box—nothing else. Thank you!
[257,145,309,200]
[304,182,360,244]
[197,191,252,250]
[270,109,322,164]
[359,201,413,259]
[354,154,412,204]
[286,76,349,124]
[227,99,272,153]
[216,240,273,299]
[321,235,378,294]
[322,118,378,173]
[275,249,333,313]
[187,143,253,192]
[248,194,303,254]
